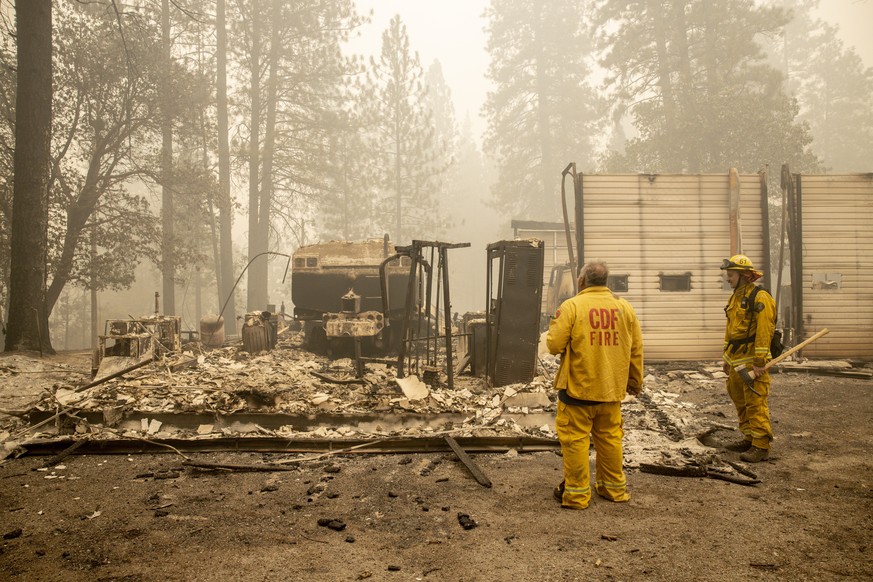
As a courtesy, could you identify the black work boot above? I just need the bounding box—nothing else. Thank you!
[740,446,770,463]
[553,481,565,503]
[725,438,753,452]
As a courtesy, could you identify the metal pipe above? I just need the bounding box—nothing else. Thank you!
[560,163,578,290]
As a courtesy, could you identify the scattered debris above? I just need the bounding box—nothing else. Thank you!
[640,453,760,486]
[395,375,429,401]
[7,332,858,485]
[457,513,477,530]
[317,518,346,531]
[3,528,23,540]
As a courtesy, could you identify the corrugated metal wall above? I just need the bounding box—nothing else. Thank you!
[515,172,767,361]
[798,174,873,358]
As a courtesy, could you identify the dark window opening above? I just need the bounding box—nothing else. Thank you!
[607,274,629,293]
[659,273,691,292]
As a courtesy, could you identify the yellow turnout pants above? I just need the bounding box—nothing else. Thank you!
[726,368,773,449]
[555,400,630,509]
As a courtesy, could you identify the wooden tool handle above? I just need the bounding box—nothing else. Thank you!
[764,328,829,371]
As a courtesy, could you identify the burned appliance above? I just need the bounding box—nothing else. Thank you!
[291,237,411,355]
[485,239,545,387]
[92,316,182,379]
[241,310,284,354]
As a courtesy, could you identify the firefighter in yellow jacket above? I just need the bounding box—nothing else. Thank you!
[721,254,777,463]
[547,259,643,510]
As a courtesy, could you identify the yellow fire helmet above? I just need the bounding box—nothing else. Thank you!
[720,254,762,277]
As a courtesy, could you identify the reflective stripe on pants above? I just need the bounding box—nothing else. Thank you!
[555,400,630,509]
[726,368,773,449]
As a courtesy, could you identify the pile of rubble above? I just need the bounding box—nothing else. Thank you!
[0,334,744,471]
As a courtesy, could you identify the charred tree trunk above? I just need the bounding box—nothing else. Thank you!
[6,0,53,353]
[394,107,402,244]
[216,0,237,333]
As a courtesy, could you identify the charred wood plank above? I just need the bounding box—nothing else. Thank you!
[310,371,364,384]
[639,462,707,478]
[444,435,492,488]
[36,437,89,469]
[182,460,298,472]
[74,358,152,392]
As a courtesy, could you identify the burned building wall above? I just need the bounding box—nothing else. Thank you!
[795,173,873,358]
[515,171,768,361]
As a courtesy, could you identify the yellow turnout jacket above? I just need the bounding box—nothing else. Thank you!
[723,282,776,368]
[546,286,644,402]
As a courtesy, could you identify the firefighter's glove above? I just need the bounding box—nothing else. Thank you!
[722,362,730,375]
[626,384,641,397]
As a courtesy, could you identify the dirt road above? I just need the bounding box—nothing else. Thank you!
[1,360,871,581]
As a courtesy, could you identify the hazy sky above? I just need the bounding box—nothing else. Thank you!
[350,0,873,147]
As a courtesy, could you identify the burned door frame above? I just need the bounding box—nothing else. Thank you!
[485,240,545,387]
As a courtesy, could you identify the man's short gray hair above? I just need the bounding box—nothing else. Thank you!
[580,259,609,287]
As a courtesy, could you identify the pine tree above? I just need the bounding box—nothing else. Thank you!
[316,108,379,242]
[233,0,363,307]
[359,15,449,243]
[423,60,456,238]
[768,0,873,172]
[483,0,604,221]
[594,0,819,174]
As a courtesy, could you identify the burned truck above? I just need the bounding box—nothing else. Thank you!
[291,238,413,355]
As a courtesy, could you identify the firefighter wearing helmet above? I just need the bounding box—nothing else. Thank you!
[720,254,777,462]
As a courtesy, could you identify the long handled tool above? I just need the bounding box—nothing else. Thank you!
[736,328,830,390]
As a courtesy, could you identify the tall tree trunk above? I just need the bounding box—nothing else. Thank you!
[6,0,53,353]
[201,113,222,320]
[160,0,175,315]
[256,0,281,310]
[90,229,98,349]
[216,0,237,333]
[246,0,264,310]
[394,116,402,243]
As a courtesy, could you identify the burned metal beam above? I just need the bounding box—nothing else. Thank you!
[16,435,560,457]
